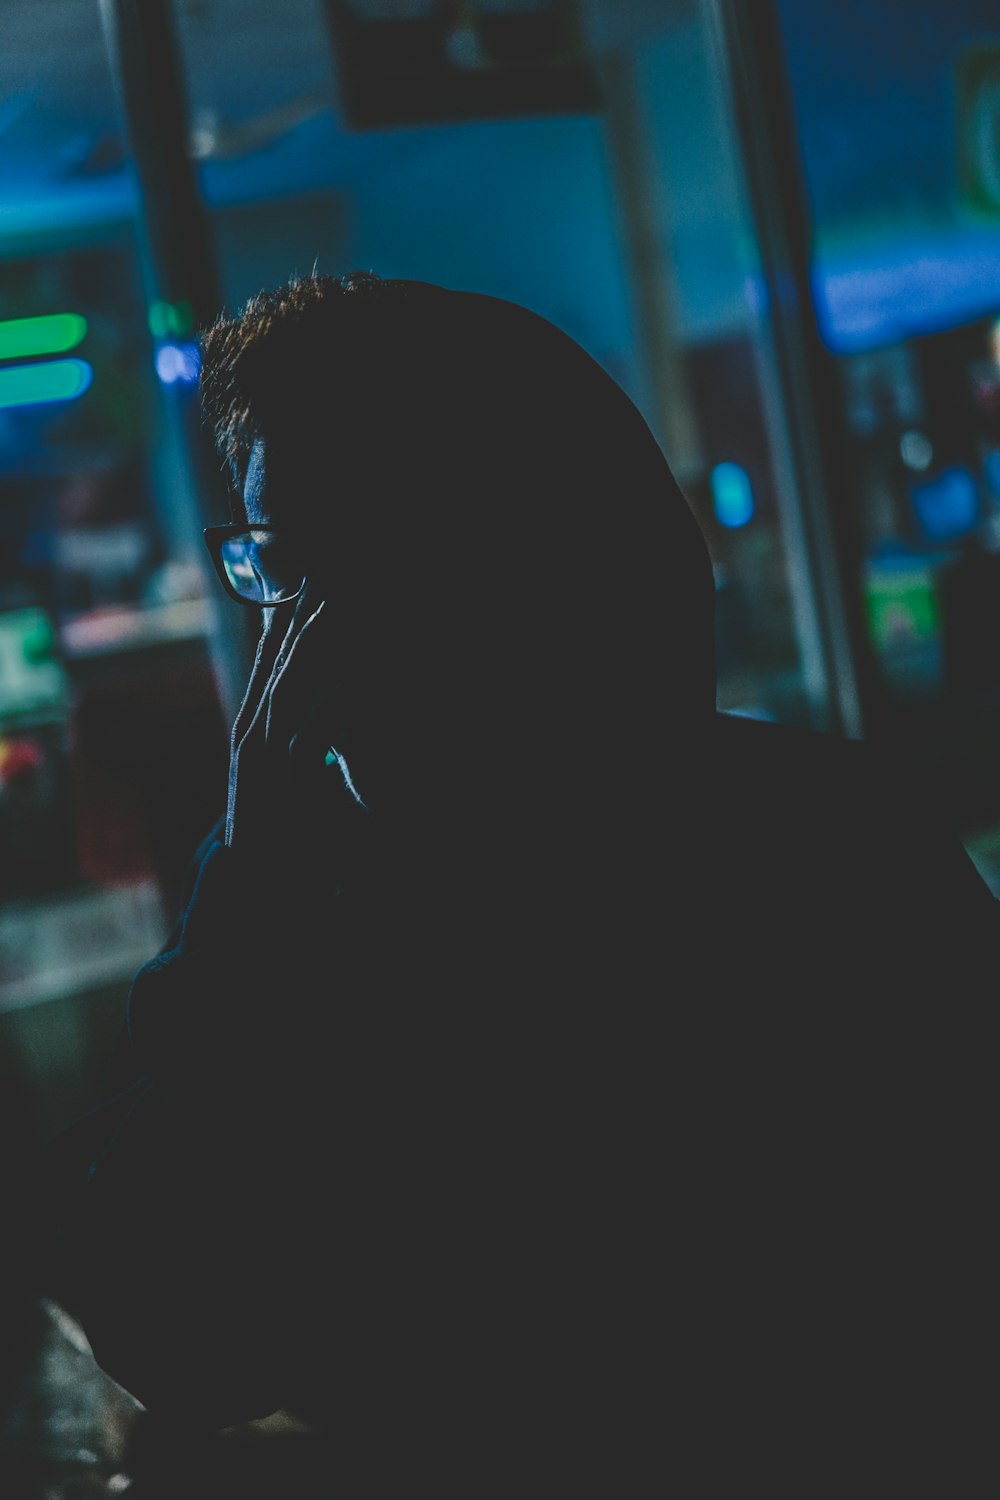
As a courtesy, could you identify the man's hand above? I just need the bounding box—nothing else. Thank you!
[225,581,340,860]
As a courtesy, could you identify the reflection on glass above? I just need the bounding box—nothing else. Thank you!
[220,530,306,603]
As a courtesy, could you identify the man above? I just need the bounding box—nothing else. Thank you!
[42,271,996,1485]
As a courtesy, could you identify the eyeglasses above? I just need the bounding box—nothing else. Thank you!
[203,524,307,607]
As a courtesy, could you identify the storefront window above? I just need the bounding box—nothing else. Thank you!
[172,0,827,731]
[621,2,827,727]
[777,0,1000,872]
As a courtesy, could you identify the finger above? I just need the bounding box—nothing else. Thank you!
[231,605,293,749]
[265,584,320,690]
[235,584,320,755]
[228,586,333,850]
[265,595,336,755]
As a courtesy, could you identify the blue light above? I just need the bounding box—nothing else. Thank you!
[711,462,754,528]
[909,466,979,542]
[813,230,1000,353]
[0,357,92,409]
[155,341,200,385]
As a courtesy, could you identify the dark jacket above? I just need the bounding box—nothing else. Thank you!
[37,714,999,1477]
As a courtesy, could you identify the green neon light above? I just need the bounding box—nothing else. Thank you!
[0,313,87,360]
[0,359,93,409]
[148,299,194,339]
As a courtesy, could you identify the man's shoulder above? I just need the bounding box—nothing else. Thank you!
[710,709,999,930]
[708,711,882,821]
[712,710,868,768]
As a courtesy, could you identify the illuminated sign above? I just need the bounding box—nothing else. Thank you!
[0,310,92,410]
[0,359,93,410]
[866,560,939,652]
[0,313,87,361]
[0,608,69,724]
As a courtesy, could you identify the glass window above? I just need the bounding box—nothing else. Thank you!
[174,0,825,730]
[620,3,830,727]
[777,0,1000,881]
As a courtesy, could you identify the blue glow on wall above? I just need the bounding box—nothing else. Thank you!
[711,462,755,528]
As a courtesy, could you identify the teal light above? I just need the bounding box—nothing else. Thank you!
[148,300,194,339]
[0,359,93,409]
[0,312,87,360]
[711,462,755,528]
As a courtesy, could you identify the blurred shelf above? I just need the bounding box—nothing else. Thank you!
[0,878,167,1013]
[59,598,212,660]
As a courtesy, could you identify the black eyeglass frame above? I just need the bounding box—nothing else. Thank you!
[203,523,307,607]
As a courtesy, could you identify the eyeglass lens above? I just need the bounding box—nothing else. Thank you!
[219,529,306,603]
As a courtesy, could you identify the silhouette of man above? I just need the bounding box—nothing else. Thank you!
[41,272,998,1486]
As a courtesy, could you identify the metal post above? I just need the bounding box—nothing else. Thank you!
[98,0,253,724]
[704,0,879,741]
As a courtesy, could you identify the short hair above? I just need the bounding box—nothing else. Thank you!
[198,269,413,492]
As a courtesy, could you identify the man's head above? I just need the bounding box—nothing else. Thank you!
[200,269,421,502]
[198,270,718,749]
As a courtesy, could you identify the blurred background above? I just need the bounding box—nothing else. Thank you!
[2,0,1000,1490]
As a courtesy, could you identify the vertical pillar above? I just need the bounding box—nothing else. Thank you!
[98,0,253,724]
[705,0,877,741]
